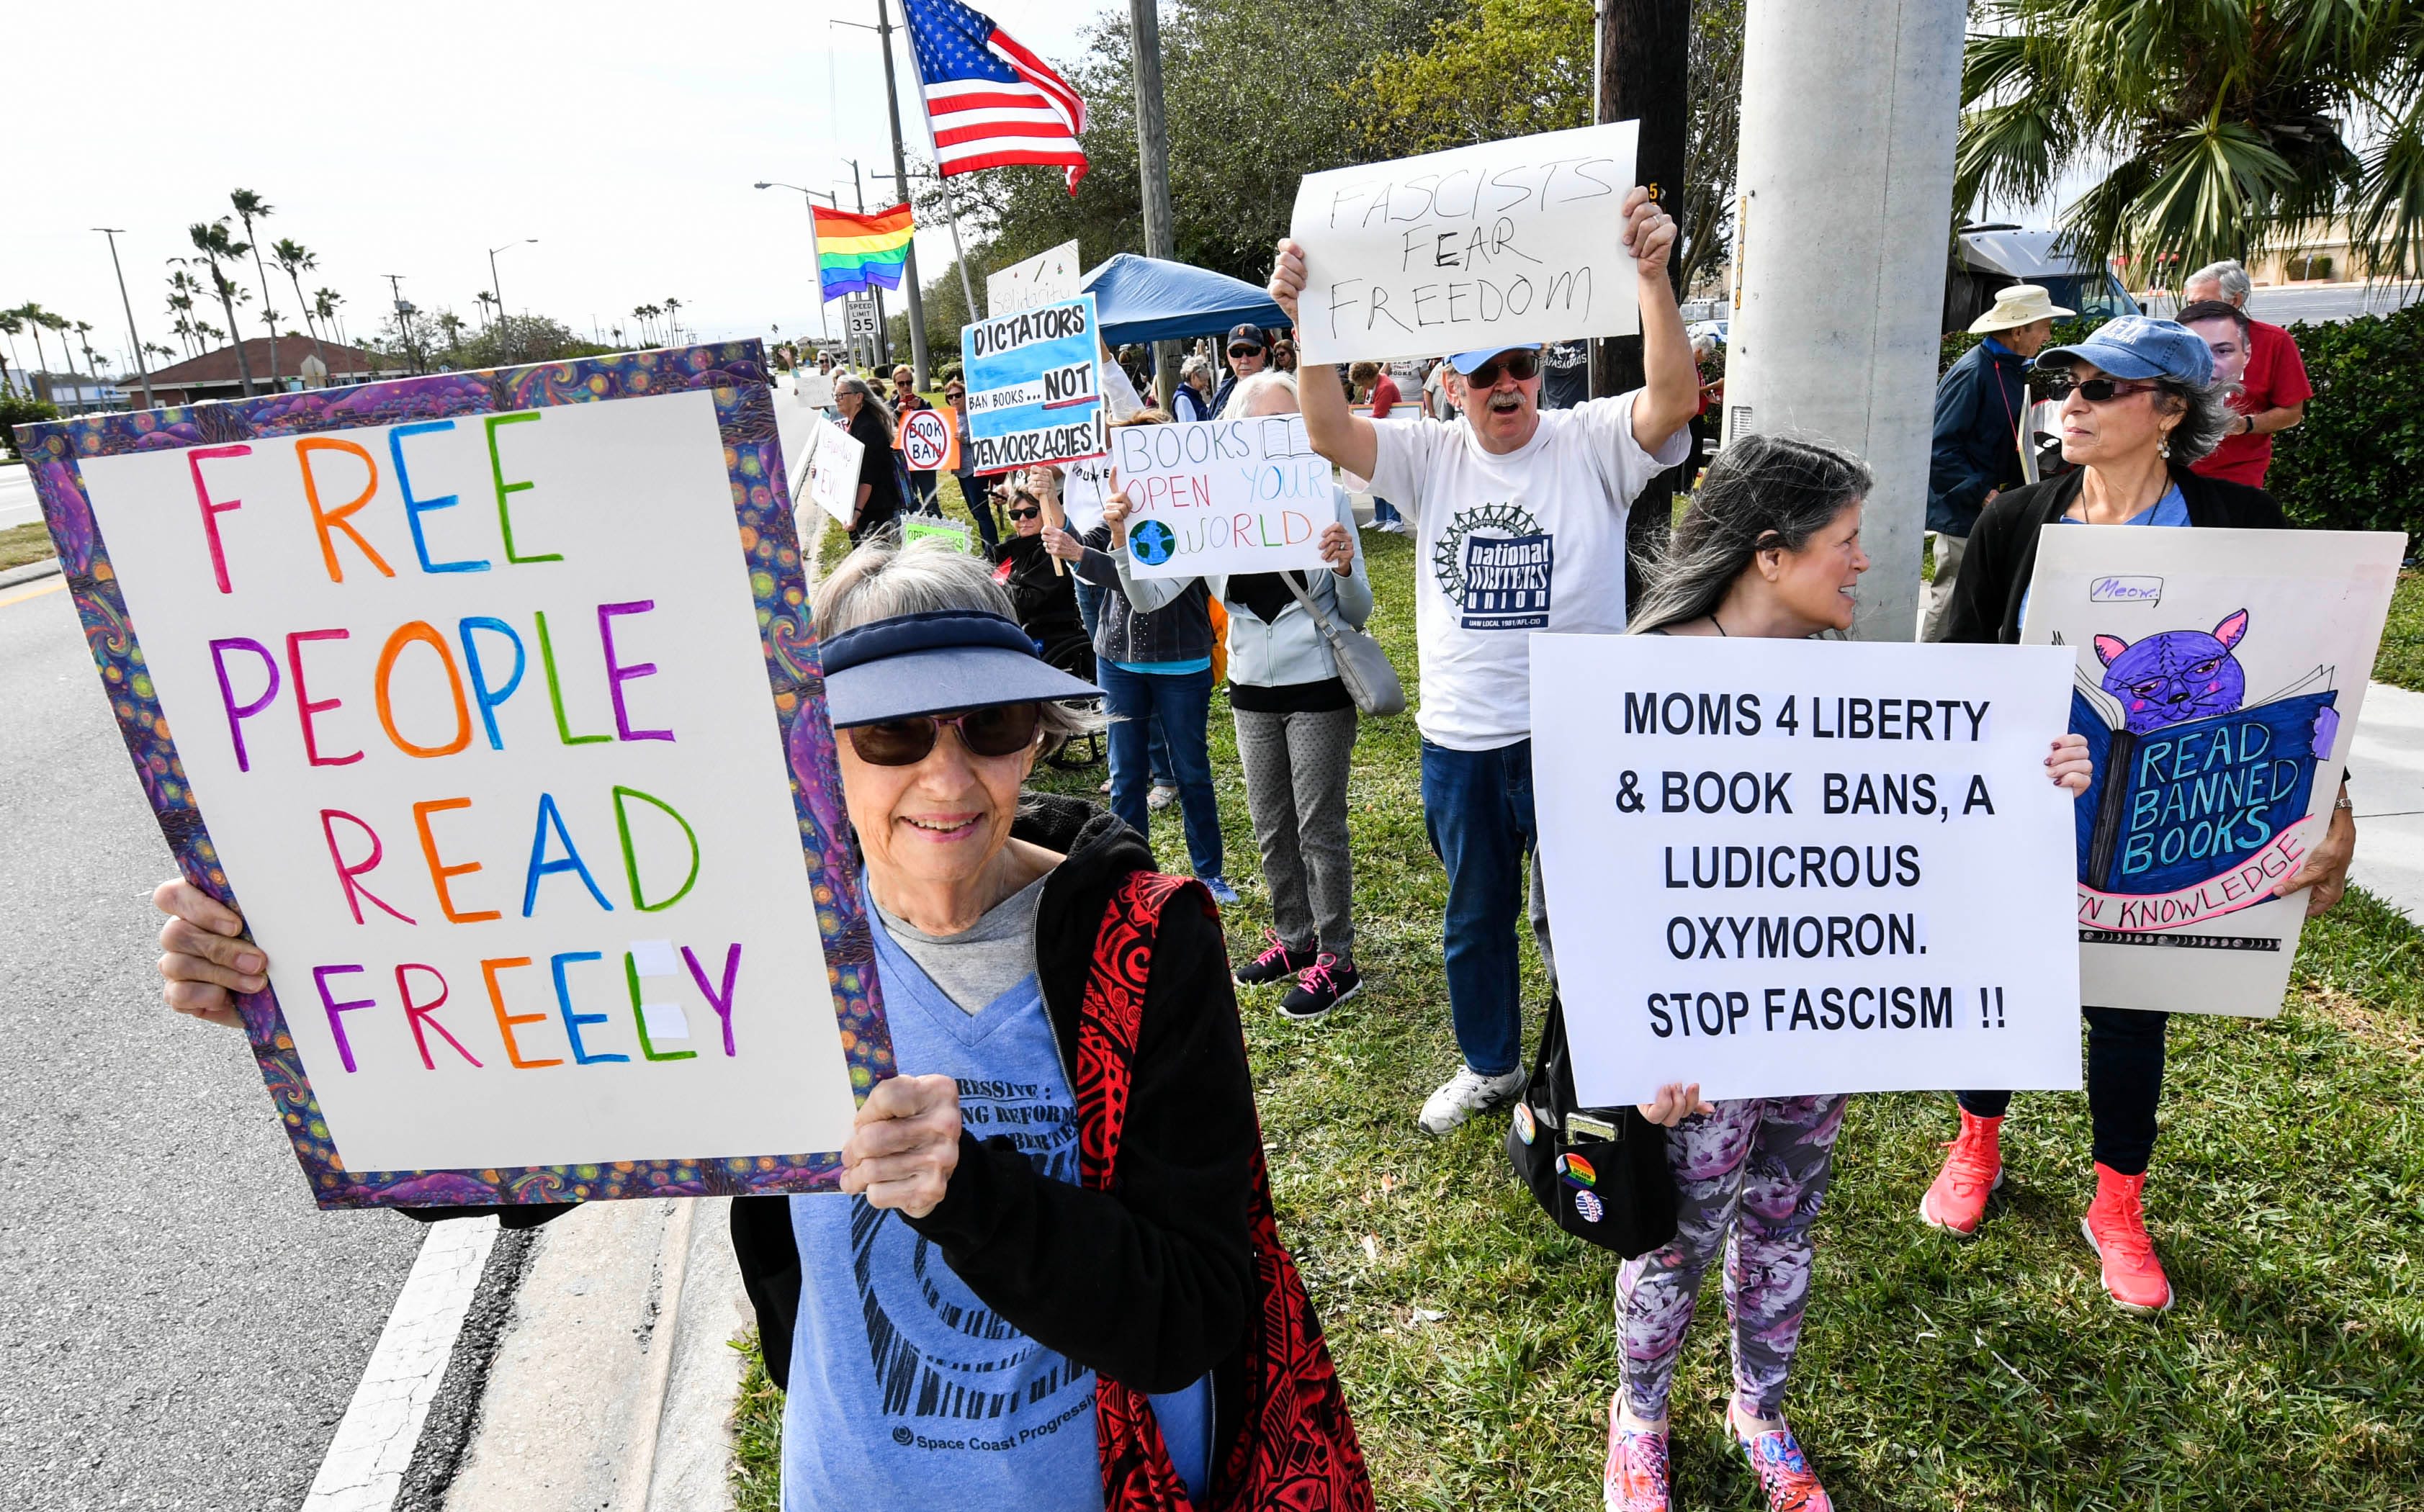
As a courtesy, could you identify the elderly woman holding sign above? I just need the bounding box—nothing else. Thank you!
[152,537,1373,1511]
[1924,315,2358,1315]
[1098,369,1375,1021]
[1601,435,2094,1512]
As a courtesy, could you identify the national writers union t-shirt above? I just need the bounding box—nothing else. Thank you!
[1367,391,1691,750]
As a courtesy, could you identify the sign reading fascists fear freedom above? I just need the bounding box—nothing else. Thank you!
[1288,121,1644,365]
[961,293,1108,472]
[1532,634,2083,1106]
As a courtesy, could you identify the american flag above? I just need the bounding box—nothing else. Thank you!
[900,0,1088,194]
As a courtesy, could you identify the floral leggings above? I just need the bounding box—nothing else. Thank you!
[1615,1094,1849,1422]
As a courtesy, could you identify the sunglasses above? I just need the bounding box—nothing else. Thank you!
[1228,345,1264,359]
[844,703,1043,766]
[1462,351,1541,387]
[2042,373,2163,403]
[1007,505,1042,521]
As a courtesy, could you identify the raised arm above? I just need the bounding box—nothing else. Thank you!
[1268,239,1379,480]
[1624,189,1697,456]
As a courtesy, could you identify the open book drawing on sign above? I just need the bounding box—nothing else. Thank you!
[2057,608,2338,918]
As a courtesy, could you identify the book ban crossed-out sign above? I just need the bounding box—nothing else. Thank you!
[899,407,956,472]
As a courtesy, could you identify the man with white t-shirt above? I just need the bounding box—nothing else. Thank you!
[1268,189,1698,1131]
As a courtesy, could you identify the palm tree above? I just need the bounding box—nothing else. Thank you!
[1957,1,2424,286]
[17,302,58,387]
[611,324,625,346]
[0,309,21,395]
[634,304,657,344]
[271,238,327,374]
[73,320,99,380]
[313,288,346,351]
[145,341,178,371]
[228,189,282,385]
[664,296,683,343]
[475,289,501,330]
[182,220,258,396]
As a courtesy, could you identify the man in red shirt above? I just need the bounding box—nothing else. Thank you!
[2181,259,2312,488]
[1356,361,1407,533]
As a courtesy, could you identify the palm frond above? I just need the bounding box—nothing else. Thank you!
[1957,99,2073,213]
[2352,102,2424,276]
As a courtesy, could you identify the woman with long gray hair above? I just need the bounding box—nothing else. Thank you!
[833,372,903,544]
[1603,433,2094,1512]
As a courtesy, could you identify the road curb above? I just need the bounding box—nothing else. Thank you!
[0,557,60,590]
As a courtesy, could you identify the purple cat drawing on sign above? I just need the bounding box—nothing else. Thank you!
[2094,608,2251,735]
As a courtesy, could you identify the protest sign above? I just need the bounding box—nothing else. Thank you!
[795,368,836,408]
[800,415,866,527]
[1289,121,1643,365]
[1060,454,1114,535]
[987,237,1082,316]
[961,294,1108,472]
[896,405,959,472]
[1109,415,1332,579]
[2021,526,2403,1017]
[14,343,892,1208]
[902,516,974,552]
[1532,634,2081,1106]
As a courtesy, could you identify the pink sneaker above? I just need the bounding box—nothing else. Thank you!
[1731,1405,1832,1512]
[1920,1110,2003,1236]
[2080,1162,2173,1313]
[1602,1396,1669,1512]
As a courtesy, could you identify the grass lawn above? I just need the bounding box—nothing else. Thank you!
[2375,570,2424,693]
[1,521,57,572]
[738,484,2424,1508]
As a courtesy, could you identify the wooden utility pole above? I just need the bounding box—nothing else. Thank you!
[1594,0,1693,606]
[1129,0,1180,406]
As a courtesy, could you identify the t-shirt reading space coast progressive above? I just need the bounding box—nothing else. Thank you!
[1367,391,1690,750]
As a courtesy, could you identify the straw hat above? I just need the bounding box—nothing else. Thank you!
[1968,284,2073,334]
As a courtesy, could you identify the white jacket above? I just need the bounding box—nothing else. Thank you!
[1110,485,1374,688]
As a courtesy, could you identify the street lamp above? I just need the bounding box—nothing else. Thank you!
[94,228,156,409]
[488,238,537,359]
[756,180,844,354]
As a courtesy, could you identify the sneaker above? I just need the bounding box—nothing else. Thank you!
[1920,1110,2003,1236]
[1199,875,1241,907]
[1234,930,1316,987]
[1280,952,1361,1020]
[1417,1063,1525,1135]
[2080,1162,2173,1313]
[1602,1398,1670,1512]
[1146,783,1178,812]
[1729,1405,1832,1512]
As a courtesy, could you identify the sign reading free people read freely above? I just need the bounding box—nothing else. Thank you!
[1531,634,2083,1106]
[1288,121,1643,365]
[1113,414,1333,579]
[2021,525,2403,1018]
[14,344,892,1208]
[961,293,1108,472]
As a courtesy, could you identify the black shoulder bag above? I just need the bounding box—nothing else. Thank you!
[1506,994,1676,1258]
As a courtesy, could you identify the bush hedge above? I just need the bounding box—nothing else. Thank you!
[1939,304,2423,549]
[1,393,61,460]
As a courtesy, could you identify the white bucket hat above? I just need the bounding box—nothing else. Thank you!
[1969,283,2074,334]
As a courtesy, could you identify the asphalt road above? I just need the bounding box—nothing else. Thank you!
[0,577,423,1510]
[1,464,37,531]
[2138,279,2424,326]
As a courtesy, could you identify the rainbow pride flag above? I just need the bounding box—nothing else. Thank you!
[812,202,915,300]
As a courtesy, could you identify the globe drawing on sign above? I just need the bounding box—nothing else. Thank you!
[1129,519,1176,566]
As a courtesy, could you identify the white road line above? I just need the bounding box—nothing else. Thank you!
[302,1216,500,1512]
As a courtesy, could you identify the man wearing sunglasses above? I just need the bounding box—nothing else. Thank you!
[1208,323,1268,418]
[1267,186,1700,1133]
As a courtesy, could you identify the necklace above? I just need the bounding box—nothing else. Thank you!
[1710,611,1730,636]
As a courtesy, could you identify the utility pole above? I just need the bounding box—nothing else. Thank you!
[839,156,889,368]
[382,274,423,374]
[1593,0,1693,609]
[873,0,933,387]
[94,228,155,408]
[1721,0,1965,641]
[488,239,536,362]
[1128,0,1180,406]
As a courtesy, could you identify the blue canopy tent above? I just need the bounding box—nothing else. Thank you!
[1081,253,1291,346]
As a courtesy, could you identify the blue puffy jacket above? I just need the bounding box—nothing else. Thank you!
[1926,339,2029,536]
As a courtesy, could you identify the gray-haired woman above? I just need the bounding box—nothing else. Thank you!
[1175,356,1215,422]
[1603,434,2093,1512]
[833,373,903,544]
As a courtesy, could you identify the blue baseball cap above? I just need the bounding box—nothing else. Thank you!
[2038,316,2214,387]
[1447,342,1544,374]
[819,609,1100,728]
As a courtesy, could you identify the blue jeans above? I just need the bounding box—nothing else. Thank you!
[1372,496,1402,526]
[1420,738,1538,1077]
[1100,662,1222,880]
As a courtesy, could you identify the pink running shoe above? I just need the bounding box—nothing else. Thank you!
[1920,1110,2003,1236]
[1731,1406,1832,1512]
[2081,1161,2173,1313]
[1602,1397,1669,1512]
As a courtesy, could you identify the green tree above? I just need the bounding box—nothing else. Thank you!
[179,220,259,396]
[271,238,327,372]
[1957,0,2424,285]
[14,304,57,384]
[229,189,283,384]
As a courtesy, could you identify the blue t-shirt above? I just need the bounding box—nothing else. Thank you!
[781,922,1211,1511]
[2023,483,2191,625]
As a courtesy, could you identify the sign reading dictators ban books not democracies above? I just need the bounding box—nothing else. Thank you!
[1532,634,2083,1107]
[961,292,1108,472]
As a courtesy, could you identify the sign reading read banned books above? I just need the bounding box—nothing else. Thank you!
[1532,634,2083,1106]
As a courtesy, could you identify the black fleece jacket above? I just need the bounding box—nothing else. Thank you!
[1942,462,2287,647]
[730,793,1259,1436]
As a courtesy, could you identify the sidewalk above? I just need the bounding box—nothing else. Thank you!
[2350,679,2424,924]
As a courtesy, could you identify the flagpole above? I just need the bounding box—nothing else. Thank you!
[893,8,985,327]
[874,0,933,389]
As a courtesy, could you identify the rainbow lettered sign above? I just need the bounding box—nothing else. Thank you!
[14,343,891,1208]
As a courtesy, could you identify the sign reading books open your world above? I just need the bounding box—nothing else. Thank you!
[1113,414,1332,579]
[1532,634,2083,1106]
[1288,121,1644,365]
[14,343,892,1209]
[2021,525,2402,1017]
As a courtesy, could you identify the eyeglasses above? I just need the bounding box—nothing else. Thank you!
[1007,505,1042,521]
[1228,346,1264,359]
[2042,374,2163,404]
[843,703,1043,766]
[1462,351,1541,387]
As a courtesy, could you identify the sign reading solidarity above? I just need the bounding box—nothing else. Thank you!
[1532,634,2082,1106]
[2021,524,2403,1017]
[801,416,868,526]
[14,345,892,1207]
[1111,415,1332,579]
[896,405,959,472]
[987,237,1082,316]
[961,293,1108,472]
[1288,120,1644,365]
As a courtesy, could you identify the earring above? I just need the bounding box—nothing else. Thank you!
[2158,437,2171,459]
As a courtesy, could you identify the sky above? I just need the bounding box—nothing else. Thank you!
[3,0,1108,377]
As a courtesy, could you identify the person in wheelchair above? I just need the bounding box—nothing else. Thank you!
[988,485,1092,682]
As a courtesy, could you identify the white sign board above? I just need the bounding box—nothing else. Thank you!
[1289,121,1643,365]
[801,416,866,526]
[1532,634,2083,1106]
[2021,526,2403,1017]
[1060,454,1114,536]
[794,369,836,408]
[987,238,1083,316]
[1109,415,1332,579]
